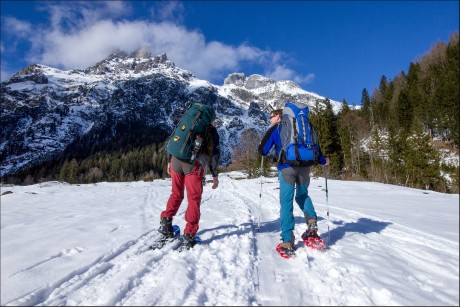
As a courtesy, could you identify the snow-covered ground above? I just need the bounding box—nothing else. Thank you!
[1,172,459,306]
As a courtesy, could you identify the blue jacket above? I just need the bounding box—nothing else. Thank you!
[258,123,327,170]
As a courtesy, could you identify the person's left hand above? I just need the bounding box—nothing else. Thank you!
[212,177,219,189]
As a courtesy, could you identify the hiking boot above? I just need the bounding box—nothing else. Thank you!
[278,241,296,256]
[181,233,197,250]
[158,217,174,238]
[280,241,294,249]
[302,218,319,239]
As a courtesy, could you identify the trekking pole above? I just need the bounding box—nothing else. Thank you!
[257,156,264,232]
[323,165,330,244]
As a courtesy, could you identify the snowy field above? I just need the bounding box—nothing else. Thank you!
[1,172,459,306]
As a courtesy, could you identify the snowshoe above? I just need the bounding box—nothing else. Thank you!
[178,234,201,252]
[150,225,180,250]
[301,231,326,251]
[276,242,296,259]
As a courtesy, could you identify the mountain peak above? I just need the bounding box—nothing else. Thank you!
[224,73,246,86]
[104,47,168,62]
[9,64,49,84]
[245,74,275,89]
[107,49,129,60]
[129,46,153,59]
[12,64,47,76]
[223,73,278,90]
[83,49,176,76]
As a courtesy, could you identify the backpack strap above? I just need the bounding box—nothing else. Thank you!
[160,108,188,152]
[292,118,301,161]
[310,123,320,162]
[300,116,307,143]
[180,111,202,154]
[275,123,285,164]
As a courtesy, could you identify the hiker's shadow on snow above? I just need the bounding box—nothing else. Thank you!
[325,218,392,247]
[198,222,256,244]
[197,217,390,246]
[199,216,328,241]
[198,218,283,244]
[254,216,327,234]
[259,216,327,234]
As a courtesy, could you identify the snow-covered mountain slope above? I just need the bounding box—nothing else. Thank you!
[1,51,342,177]
[219,72,342,113]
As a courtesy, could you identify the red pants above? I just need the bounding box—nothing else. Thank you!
[160,160,204,236]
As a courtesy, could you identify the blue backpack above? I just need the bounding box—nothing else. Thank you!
[278,101,320,167]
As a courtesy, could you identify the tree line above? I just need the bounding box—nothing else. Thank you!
[5,143,168,186]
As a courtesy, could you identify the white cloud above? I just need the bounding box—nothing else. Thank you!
[266,65,315,85]
[28,20,150,69]
[3,17,33,39]
[24,17,281,82]
[295,74,316,84]
[37,1,131,31]
[3,1,314,85]
[150,1,185,23]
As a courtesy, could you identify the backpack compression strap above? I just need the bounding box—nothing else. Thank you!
[179,111,202,155]
[300,116,307,143]
[292,118,301,161]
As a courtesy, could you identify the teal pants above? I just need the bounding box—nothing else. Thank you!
[279,167,317,243]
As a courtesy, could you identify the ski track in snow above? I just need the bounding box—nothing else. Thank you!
[3,178,458,306]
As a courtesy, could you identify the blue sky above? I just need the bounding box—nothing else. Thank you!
[1,1,458,105]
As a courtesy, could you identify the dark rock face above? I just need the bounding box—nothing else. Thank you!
[1,50,338,176]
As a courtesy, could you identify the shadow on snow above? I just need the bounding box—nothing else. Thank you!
[324,218,392,247]
[197,216,392,248]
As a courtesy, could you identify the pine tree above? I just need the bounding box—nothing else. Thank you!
[68,158,78,184]
[59,160,70,182]
[367,127,386,182]
[311,98,342,177]
[374,75,391,128]
[440,33,459,146]
[397,88,413,132]
[387,127,406,185]
[338,101,353,177]
[406,62,422,131]
[359,88,373,126]
[403,120,441,190]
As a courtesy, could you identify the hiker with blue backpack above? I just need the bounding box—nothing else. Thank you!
[158,102,220,251]
[258,101,330,258]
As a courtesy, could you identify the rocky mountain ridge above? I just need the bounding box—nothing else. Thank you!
[1,51,342,177]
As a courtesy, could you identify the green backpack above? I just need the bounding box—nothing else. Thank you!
[166,102,216,162]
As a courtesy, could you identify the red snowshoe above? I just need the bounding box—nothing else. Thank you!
[276,243,296,259]
[302,231,326,251]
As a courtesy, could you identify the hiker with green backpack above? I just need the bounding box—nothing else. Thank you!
[158,102,220,250]
[258,101,330,258]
